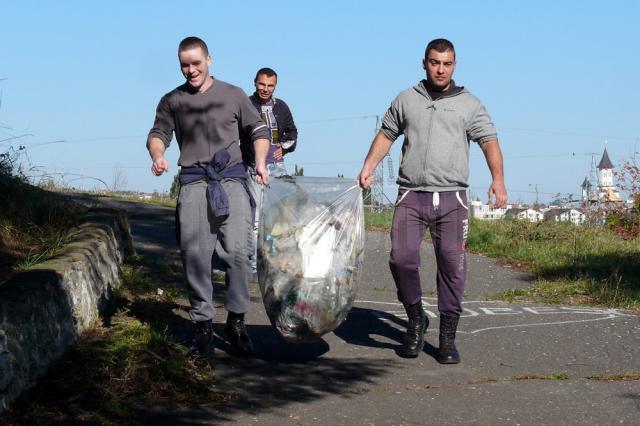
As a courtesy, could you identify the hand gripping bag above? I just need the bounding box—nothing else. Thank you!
[257,176,364,343]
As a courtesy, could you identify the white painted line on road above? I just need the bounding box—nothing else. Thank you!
[353,299,633,334]
[459,314,621,334]
[355,299,632,317]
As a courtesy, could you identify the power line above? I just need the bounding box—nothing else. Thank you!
[22,135,146,145]
[39,165,148,170]
[298,115,378,124]
[5,121,638,148]
[64,134,147,143]
[30,150,601,170]
[295,115,639,141]
[0,134,33,144]
[27,139,67,148]
[498,126,638,141]
[469,186,566,196]
[25,172,109,188]
[470,152,597,160]
[293,161,362,165]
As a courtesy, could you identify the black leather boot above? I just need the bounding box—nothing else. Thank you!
[224,313,254,357]
[438,313,460,364]
[189,319,215,358]
[398,301,428,358]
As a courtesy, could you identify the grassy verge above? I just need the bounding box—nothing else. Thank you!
[0,172,86,282]
[4,314,227,424]
[365,207,394,231]
[364,209,640,309]
[101,192,176,208]
[469,219,640,309]
[5,254,229,424]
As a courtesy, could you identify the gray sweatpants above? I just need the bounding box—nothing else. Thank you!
[178,179,253,322]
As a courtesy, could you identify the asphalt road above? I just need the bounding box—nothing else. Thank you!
[89,198,640,425]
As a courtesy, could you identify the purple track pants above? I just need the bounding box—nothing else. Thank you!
[389,190,469,315]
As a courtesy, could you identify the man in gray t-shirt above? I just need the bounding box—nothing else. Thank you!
[147,36,270,357]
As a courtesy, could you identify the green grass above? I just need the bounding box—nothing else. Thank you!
[104,192,177,208]
[513,372,570,381]
[364,209,640,309]
[365,207,394,230]
[4,315,228,424]
[4,245,226,424]
[119,254,185,301]
[14,231,71,270]
[586,372,640,381]
[0,170,86,281]
[469,219,640,309]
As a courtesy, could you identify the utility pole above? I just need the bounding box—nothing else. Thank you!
[591,152,599,208]
[528,183,539,206]
[369,115,396,209]
[371,115,384,209]
[0,78,5,120]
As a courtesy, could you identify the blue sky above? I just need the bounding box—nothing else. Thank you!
[1,0,639,204]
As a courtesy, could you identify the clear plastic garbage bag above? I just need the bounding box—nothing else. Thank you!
[257,176,365,343]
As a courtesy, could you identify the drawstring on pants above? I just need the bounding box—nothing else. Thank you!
[432,191,440,210]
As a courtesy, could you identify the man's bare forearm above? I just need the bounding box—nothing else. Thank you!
[481,140,504,182]
[363,131,393,171]
[147,137,166,160]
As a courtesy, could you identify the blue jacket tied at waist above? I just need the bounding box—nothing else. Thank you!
[179,147,255,218]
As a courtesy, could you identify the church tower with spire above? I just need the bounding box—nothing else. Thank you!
[596,147,623,203]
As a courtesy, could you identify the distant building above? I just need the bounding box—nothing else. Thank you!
[470,200,512,220]
[504,208,544,222]
[582,147,623,205]
[581,176,597,204]
[543,208,586,225]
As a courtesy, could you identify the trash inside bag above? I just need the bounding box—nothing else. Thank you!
[257,176,365,343]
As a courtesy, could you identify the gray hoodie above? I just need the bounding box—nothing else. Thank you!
[381,80,497,192]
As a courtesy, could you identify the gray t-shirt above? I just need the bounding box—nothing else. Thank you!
[148,78,269,167]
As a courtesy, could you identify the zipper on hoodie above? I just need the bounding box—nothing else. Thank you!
[421,88,463,186]
[423,101,436,185]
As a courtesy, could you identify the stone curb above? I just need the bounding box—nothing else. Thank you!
[0,209,132,416]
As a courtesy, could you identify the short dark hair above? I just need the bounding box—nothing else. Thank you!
[254,67,278,82]
[425,38,455,60]
[178,36,209,57]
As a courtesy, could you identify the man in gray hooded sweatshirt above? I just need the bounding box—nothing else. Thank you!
[358,38,507,363]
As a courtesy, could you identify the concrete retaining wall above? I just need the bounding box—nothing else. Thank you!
[0,209,131,416]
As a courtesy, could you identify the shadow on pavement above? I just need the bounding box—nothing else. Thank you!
[123,299,396,424]
[620,392,640,412]
[126,294,330,363]
[136,351,396,424]
[334,306,439,360]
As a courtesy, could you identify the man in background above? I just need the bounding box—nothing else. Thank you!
[244,67,298,275]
